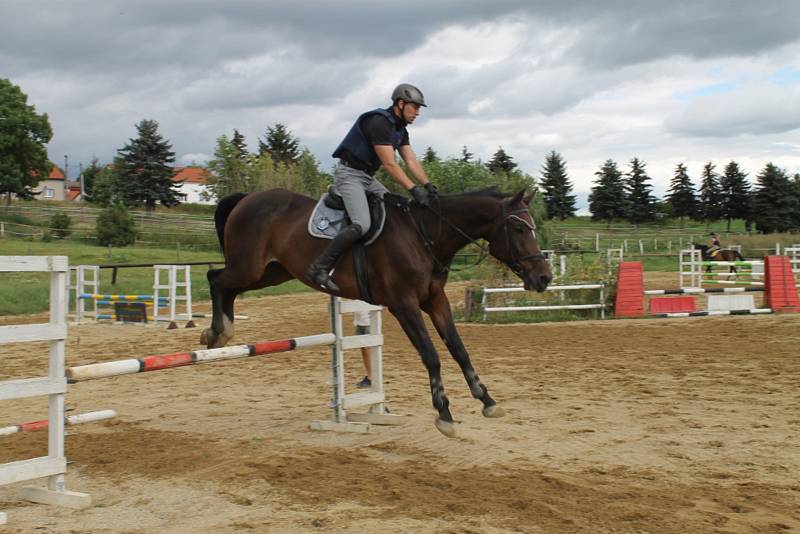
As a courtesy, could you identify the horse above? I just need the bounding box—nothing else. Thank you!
[200,187,552,437]
[692,243,746,275]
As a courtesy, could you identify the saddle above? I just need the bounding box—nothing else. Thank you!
[307,188,388,303]
[308,186,386,245]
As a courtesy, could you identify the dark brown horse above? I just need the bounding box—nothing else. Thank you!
[692,244,746,274]
[200,188,552,437]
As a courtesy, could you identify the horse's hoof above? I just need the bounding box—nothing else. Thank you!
[482,404,505,418]
[199,328,214,346]
[434,417,457,438]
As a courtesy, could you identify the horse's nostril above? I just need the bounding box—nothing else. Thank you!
[540,274,552,285]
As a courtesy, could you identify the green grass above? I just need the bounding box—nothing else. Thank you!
[0,238,311,315]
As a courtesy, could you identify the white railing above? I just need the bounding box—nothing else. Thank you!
[481,284,605,320]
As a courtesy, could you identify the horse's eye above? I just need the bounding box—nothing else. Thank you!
[514,223,525,233]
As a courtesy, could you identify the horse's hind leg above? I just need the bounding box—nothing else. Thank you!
[201,263,295,349]
[200,268,237,348]
[422,291,503,419]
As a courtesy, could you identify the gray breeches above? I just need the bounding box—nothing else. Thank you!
[332,163,389,236]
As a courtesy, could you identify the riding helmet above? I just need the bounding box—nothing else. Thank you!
[391,83,427,107]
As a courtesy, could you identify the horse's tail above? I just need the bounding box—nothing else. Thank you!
[214,192,248,252]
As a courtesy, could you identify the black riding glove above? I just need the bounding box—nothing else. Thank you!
[409,185,430,207]
[424,182,438,199]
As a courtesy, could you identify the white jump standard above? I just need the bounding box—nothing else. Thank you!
[0,256,91,525]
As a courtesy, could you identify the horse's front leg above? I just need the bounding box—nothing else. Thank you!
[389,301,456,437]
[422,291,503,419]
[200,268,237,348]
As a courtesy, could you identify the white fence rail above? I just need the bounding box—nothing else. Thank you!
[481,284,605,320]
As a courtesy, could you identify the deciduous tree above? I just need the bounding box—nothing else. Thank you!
[0,79,53,203]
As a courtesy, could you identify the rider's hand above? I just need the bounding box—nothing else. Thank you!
[424,182,438,199]
[409,185,430,207]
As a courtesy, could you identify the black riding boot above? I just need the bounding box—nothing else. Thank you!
[306,224,362,292]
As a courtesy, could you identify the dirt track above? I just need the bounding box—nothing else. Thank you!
[1,278,799,533]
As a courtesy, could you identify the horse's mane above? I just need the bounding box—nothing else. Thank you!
[384,186,511,206]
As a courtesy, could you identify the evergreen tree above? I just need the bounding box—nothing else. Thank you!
[697,161,722,223]
[258,123,300,165]
[0,78,53,202]
[588,159,627,227]
[720,161,750,231]
[624,157,656,226]
[794,173,800,228]
[231,129,249,160]
[751,162,799,233]
[487,146,517,174]
[665,162,697,224]
[422,146,439,164]
[460,146,474,163]
[538,150,576,219]
[115,119,180,213]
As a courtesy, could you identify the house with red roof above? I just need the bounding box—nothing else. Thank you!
[32,166,67,201]
[171,166,213,205]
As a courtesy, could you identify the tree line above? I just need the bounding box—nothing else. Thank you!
[588,157,800,233]
[3,77,799,235]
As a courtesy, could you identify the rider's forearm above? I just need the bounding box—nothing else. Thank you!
[383,160,416,190]
[404,158,430,186]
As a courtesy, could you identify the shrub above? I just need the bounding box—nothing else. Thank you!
[50,212,72,239]
[95,204,138,247]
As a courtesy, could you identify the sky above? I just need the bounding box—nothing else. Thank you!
[3,1,800,212]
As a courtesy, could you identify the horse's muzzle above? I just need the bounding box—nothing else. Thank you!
[524,272,552,293]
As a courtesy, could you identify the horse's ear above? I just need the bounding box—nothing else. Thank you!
[523,190,535,206]
[510,190,525,205]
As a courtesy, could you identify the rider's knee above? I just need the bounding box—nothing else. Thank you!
[353,220,369,236]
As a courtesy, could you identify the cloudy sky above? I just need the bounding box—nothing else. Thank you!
[3,1,800,210]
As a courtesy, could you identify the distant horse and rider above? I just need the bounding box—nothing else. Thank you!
[692,232,746,275]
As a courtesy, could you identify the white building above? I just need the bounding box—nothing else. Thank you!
[172,167,213,205]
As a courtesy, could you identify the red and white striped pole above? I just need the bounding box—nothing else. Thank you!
[0,410,117,437]
[66,333,336,382]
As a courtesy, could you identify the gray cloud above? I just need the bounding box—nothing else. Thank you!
[2,0,799,198]
[666,84,800,137]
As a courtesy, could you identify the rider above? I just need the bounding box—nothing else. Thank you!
[306,83,438,292]
[707,232,722,257]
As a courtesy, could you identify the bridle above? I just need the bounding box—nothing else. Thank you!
[403,197,546,276]
[500,204,547,279]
